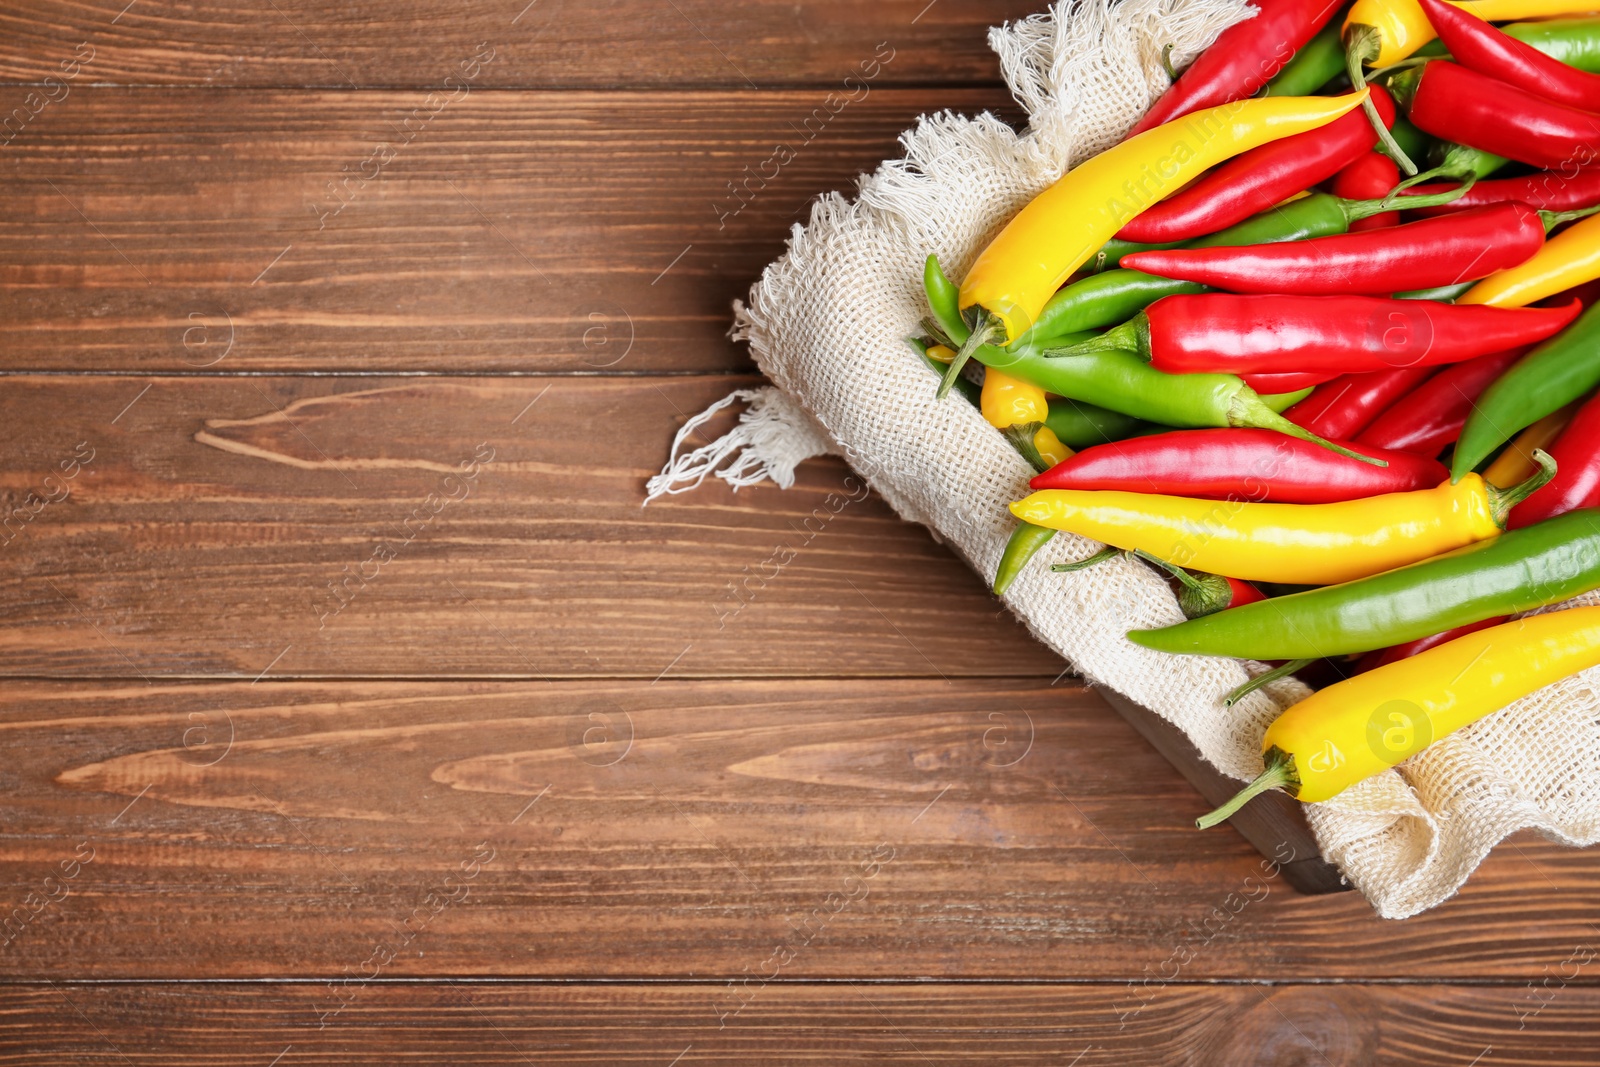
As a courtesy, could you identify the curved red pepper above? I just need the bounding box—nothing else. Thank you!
[1128,0,1340,136]
[1509,389,1600,528]
[1241,370,1341,393]
[1356,616,1506,673]
[1135,294,1579,377]
[1354,346,1532,455]
[1115,86,1396,243]
[1400,168,1600,217]
[1224,577,1267,610]
[1331,153,1400,232]
[1121,203,1547,295]
[1399,61,1600,171]
[1028,428,1448,503]
[1417,0,1600,115]
[1284,366,1437,440]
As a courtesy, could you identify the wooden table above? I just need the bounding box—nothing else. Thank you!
[2,3,1598,1062]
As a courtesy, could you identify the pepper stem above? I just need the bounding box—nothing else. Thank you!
[939,313,1001,400]
[1042,317,1144,359]
[1230,390,1388,467]
[1487,448,1558,525]
[1224,658,1314,708]
[1370,173,1476,213]
[1541,204,1600,230]
[1345,26,1416,176]
[1131,549,1201,591]
[1050,546,1122,573]
[1196,746,1299,829]
[1002,421,1050,474]
[1160,42,1179,81]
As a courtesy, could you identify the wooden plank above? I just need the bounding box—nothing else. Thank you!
[0,374,1060,679]
[2,982,1598,1064]
[0,2,1042,88]
[0,87,1015,372]
[1097,688,1348,897]
[2,677,1598,980]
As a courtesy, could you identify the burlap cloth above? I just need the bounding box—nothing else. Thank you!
[648,0,1600,918]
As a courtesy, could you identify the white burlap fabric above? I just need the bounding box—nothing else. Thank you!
[648,0,1600,918]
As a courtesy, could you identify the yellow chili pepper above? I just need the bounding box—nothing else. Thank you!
[1198,605,1600,826]
[954,91,1369,357]
[1483,402,1577,487]
[1459,211,1600,308]
[1033,426,1073,468]
[925,343,956,364]
[981,368,1049,429]
[1009,453,1555,586]
[1346,0,1600,68]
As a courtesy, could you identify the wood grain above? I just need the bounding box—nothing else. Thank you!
[0,374,1058,678]
[2,677,1598,981]
[0,87,1015,373]
[0,1,1042,89]
[3,982,1598,1065]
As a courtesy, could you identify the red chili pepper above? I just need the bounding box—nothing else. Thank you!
[1509,389,1600,528]
[1028,428,1448,502]
[1417,0,1600,115]
[1284,366,1437,440]
[1399,169,1600,217]
[1356,616,1506,674]
[1128,0,1342,136]
[1394,61,1600,171]
[1354,346,1532,455]
[1224,577,1267,610]
[1115,86,1397,243]
[1067,294,1580,377]
[1121,203,1548,295]
[1242,370,1341,393]
[1331,152,1400,231]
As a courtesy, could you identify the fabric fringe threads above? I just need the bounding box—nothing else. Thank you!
[647,0,1600,918]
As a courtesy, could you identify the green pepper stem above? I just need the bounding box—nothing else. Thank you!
[1542,204,1600,230]
[1050,546,1122,573]
[1230,390,1388,467]
[1002,421,1049,474]
[1042,317,1143,359]
[1196,746,1299,829]
[939,313,1000,400]
[1488,448,1558,525]
[1131,548,1201,591]
[1224,658,1314,708]
[1345,26,1417,176]
[919,317,955,349]
[1159,42,1179,81]
[1367,173,1476,213]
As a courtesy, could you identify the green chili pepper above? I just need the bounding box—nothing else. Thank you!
[1044,396,1158,449]
[994,521,1058,595]
[1506,17,1600,72]
[1414,17,1600,72]
[1453,301,1600,481]
[1128,505,1600,660]
[923,255,968,344]
[975,341,1339,454]
[1266,19,1347,97]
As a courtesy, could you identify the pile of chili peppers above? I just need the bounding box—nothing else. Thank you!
[916,0,1600,827]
